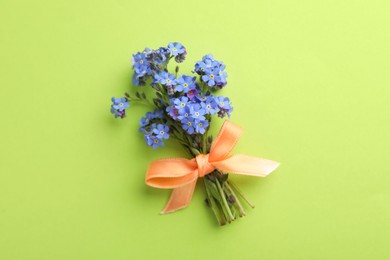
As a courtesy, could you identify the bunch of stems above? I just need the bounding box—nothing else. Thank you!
[170,123,255,226]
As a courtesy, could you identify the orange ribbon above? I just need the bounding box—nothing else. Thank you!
[146,120,280,214]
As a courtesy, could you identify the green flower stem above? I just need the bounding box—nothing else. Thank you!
[224,182,246,217]
[215,178,235,222]
[184,135,196,153]
[205,176,230,224]
[127,96,155,107]
[202,134,207,153]
[170,135,192,154]
[200,81,208,94]
[215,198,229,224]
[227,180,255,208]
[203,178,226,226]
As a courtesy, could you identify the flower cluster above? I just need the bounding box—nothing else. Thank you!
[131,42,187,86]
[112,42,233,147]
[194,54,228,89]
[144,123,170,149]
[138,110,170,148]
[166,94,232,134]
[110,97,130,118]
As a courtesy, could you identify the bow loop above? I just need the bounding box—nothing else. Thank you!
[209,121,243,161]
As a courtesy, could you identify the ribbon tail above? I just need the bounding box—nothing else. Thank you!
[160,179,197,214]
[212,154,280,176]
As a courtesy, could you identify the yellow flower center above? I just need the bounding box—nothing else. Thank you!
[140,60,144,64]
[173,48,177,51]
[160,131,164,135]
[154,139,159,143]
[187,122,192,126]
[199,123,203,127]
[166,79,171,83]
[220,102,225,106]
[183,83,188,88]
[195,112,199,116]
[180,103,185,107]
[210,74,214,79]
[206,105,211,109]
[119,103,124,107]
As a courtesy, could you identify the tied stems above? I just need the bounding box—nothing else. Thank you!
[200,132,254,226]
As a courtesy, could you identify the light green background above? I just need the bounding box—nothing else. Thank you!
[1,0,389,259]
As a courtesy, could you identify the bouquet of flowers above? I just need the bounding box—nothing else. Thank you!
[110,42,279,225]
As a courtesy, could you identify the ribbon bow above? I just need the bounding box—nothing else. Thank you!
[146,121,280,214]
